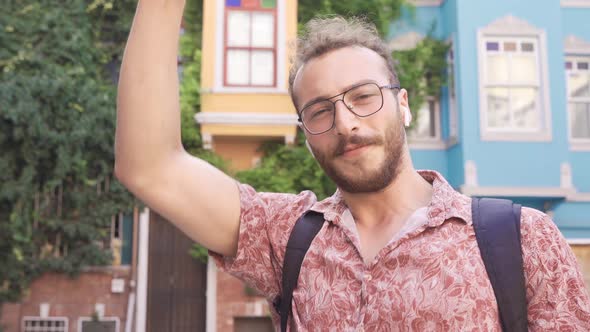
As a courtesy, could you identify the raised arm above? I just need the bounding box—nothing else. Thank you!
[114,0,240,256]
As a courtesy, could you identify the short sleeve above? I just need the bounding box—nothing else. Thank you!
[209,182,316,300]
[521,207,590,330]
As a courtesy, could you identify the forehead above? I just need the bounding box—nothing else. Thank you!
[292,46,390,108]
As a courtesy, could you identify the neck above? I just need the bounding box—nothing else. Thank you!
[340,151,433,228]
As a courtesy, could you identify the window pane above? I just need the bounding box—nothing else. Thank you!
[261,0,276,8]
[411,101,436,138]
[521,42,534,52]
[242,0,259,8]
[566,61,573,70]
[486,41,499,51]
[251,12,274,47]
[226,0,241,6]
[579,62,589,70]
[571,103,590,139]
[487,55,509,82]
[227,11,250,47]
[504,41,516,52]
[227,50,250,85]
[568,73,590,98]
[511,88,538,129]
[251,50,274,85]
[511,55,537,83]
[486,88,510,128]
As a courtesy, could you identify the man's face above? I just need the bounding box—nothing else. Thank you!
[292,46,408,193]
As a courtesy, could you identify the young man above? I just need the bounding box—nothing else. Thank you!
[115,1,590,330]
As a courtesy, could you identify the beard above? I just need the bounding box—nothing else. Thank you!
[312,117,406,194]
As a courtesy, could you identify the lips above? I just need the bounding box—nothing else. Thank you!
[333,135,381,157]
[342,144,368,155]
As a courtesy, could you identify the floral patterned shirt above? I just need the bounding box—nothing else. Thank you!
[211,170,590,331]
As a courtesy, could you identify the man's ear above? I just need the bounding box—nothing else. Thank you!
[305,140,316,159]
[396,88,412,127]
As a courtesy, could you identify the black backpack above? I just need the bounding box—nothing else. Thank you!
[273,197,527,332]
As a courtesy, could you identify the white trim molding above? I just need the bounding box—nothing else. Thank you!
[561,0,590,8]
[409,0,444,6]
[195,112,299,125]
[408,137,458,150]
[567,238,590,245]
[570,141,590,151]
[567,192,590,202]
[564,35,590,55]
[561,162,574,189]
[460,185,575,198]
[480,15,543,36]
[206,258,217,332]
[477,15,553,142]
[465,160,478,187]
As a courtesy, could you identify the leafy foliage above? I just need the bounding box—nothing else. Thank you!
[236,135,337,200]
[394,36,451,122]
[298,0,407,36]
[0,0,136,302]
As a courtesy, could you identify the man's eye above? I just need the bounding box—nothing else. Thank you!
[311,109,330,118]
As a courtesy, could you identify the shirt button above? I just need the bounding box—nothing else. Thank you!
[365,273,372,281]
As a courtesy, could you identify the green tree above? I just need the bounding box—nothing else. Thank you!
[298,0,406,36]
[0,0,135,303]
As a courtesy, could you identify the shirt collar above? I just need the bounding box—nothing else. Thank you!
[309,170,472,227]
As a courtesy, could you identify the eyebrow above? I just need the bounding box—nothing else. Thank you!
[299,79,379,111]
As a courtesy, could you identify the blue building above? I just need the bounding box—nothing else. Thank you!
[391,0,590,242]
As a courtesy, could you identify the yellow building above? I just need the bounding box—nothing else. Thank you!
[199,1,298,330]
[198,0,298,171]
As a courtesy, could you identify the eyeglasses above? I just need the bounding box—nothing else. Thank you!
[298,82,401,135]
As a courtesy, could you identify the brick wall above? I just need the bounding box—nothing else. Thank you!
[216,270,271,332]
[0,267,131,332]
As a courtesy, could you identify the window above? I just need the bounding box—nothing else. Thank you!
[22,317,68,332]
[109,213,133,266]
[224,0,277,87]
[79,317,119,332]
[409,98,441,141]
[483,38,541,130]
[478,15,551,141]
[566,56,590,143]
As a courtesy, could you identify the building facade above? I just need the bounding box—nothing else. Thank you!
[391,0,590,285]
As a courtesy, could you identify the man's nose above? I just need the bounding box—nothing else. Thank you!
[333,99,359,135]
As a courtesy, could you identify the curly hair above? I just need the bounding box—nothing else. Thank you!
[289,16,400,108]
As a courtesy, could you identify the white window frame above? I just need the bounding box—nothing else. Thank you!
[447,37,459,141]
[22,316,68,332]
[78,317,120,332]
[565,35,590,151]
[214,0,286,94]
[477,15,552,142]
[408,97,447,149]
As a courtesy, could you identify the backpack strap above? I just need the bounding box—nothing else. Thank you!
[472,197,527,332]
[274,210,324,332]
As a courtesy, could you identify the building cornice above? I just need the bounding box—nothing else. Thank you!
[408,0,444,7]
[195,112,299,125]
[480,14,543,36]
[460,186,575,198]
[564,35,590,55]
[561,0,590,8]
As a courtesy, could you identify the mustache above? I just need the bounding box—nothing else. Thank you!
[333,134,383,157]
